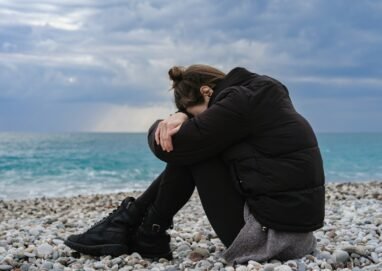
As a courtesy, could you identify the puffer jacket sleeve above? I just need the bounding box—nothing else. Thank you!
[147,87,251,165]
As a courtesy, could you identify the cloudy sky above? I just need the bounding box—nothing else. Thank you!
[0,0,381,132]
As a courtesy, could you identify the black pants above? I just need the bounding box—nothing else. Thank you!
[134,157,246,248]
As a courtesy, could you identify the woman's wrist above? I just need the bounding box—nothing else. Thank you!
[169,111,189,120]
[175,109,193,119]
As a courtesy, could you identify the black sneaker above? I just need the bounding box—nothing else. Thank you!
[64,196,144,256]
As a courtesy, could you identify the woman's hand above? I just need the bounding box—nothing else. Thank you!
[155,112,189,152]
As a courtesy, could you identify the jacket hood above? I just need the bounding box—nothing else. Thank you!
[208,67,256,108]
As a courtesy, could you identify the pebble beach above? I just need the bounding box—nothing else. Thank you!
[1,181,381,271]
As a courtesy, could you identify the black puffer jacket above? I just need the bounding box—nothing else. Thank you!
[147,67,325,232]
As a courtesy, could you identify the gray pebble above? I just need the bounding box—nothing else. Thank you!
[53,262,65,271]
[296,261,306,271]
[20,263,30,271]
[351,252,361,258]
[264,263,277,271]
[111,257,122,266]
[195,259,212,269]
[0,265,13,271]
[176,243,191,252]
[317,250,332,260]
[52,250,59,260]
[41,261,54,270]
[371,252,379,263]
[209,245,216,253]
[334,249,349,263]
[214,262,224,269]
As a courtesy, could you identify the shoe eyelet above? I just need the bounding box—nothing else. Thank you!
[152,224,161,232]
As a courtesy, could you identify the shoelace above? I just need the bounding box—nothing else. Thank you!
[85,203,125,232]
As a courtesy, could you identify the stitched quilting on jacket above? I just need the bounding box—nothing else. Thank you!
[147,67,325,232]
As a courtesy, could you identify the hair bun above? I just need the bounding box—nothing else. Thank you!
[168,66,185,83]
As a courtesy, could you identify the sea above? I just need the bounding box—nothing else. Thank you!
[0,132,381,200]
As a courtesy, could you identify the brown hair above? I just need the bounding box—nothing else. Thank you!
[168,64,226,111]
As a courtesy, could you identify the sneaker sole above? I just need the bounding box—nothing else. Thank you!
[64,239,129,257]
[127,247,173,261]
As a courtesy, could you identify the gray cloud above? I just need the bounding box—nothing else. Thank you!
[0,0,381,131]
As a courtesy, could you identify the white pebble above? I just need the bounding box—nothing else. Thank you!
[236,266,247,271]
[37,243,53,257]
[275,265,293,271]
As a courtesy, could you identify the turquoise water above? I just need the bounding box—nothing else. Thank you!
[0,132,381,200]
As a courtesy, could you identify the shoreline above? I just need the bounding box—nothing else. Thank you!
[0,181,381,270]
[2,180,381,203]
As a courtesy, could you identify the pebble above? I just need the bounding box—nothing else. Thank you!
[235,266,247,271]
[0,182,380,271]
[52,239,64,245]
[111,257,122,265]
[195,259,212,269]
[193,232,203,242]
[334,249,350,263]
[53,262,65,271]
[41,261,54,270]
[93,261,104,269]
[317,250,332,261]
[176,243,191,252]
[275,265,293,271]
[37,243,54,257]
[296,260,307,271]
[188,247,210,262]
[264,263,278,271]
[24,252,36,258]
[20,263,30,271]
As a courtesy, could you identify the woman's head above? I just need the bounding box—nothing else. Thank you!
[168,64,226,116]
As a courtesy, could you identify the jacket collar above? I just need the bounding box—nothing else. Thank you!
[208,67,256,107]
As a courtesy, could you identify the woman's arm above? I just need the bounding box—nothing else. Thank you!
[155,112,189,152]
[147,87,251,165]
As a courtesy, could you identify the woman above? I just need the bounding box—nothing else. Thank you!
[65,65,325,265]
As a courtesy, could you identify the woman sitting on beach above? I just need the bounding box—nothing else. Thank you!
[64,64,325,265]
